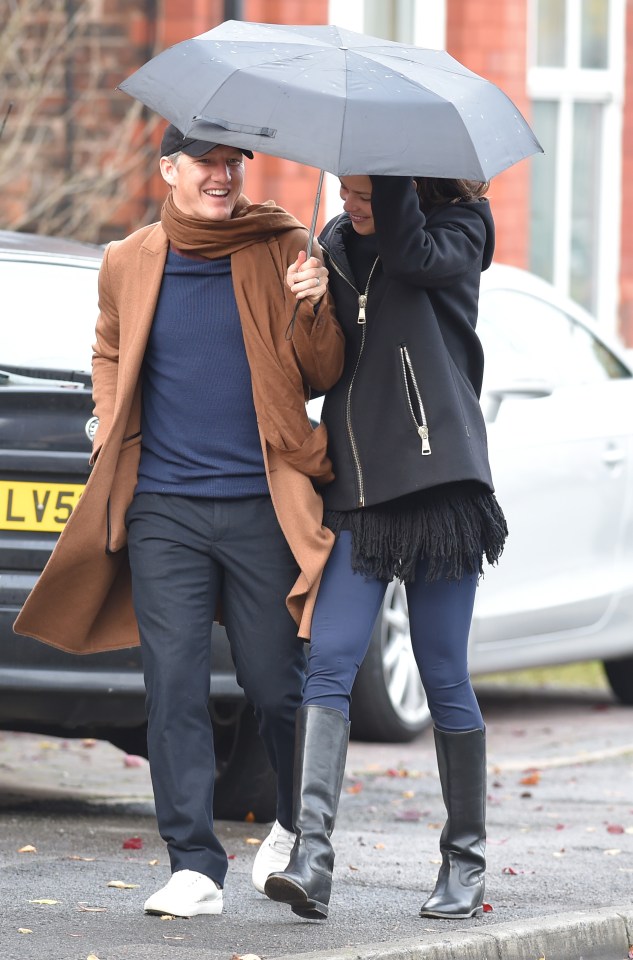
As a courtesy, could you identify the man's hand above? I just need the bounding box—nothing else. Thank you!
[287,250,329,305]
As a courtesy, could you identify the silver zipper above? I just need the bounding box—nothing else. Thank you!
[400,344,431,456]
[326,250,380,506]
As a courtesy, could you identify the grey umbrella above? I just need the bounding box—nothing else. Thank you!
[118,20,543,181]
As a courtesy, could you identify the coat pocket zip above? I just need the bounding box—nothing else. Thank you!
[400,344,431,456]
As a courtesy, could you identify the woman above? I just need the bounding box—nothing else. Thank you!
[264,173,507,921]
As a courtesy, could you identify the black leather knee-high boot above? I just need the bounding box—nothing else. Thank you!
[264,705,350,919]
[419,727,486,919]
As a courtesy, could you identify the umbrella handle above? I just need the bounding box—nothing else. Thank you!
[285,169,325,340]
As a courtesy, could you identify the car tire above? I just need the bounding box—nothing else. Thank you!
[106,703,277,823]
[603,656,633,705]
[350,580,431,742]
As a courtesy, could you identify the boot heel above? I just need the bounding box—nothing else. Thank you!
[292,900,328,920]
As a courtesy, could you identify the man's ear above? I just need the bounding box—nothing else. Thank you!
[159,156,177,186]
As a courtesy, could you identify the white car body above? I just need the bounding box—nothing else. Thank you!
[471,265,633,674]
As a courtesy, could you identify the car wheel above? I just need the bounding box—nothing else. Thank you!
[603,656,633,705]
[209,702,278,822]
[107,703,277,823]
[350,580,431,742]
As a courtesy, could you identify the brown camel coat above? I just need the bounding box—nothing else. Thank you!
[13,220,344,654]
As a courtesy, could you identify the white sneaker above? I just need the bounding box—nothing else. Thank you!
[252,820,296,894]
[143,869,223,917]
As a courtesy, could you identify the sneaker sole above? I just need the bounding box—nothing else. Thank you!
[144,900,223,917]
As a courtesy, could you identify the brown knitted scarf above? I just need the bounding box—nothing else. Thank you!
[160,193,334,483]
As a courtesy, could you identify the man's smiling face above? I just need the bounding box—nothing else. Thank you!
[160,145,246,221]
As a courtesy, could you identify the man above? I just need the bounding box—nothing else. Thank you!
[14,124,344,918]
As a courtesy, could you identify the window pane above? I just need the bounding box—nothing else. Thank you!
[529,101,558,284]
[571,102,602,314]
[479,289,626,388]
[0,260,98,372]
[581,0,609,68]
[535,0,566,66]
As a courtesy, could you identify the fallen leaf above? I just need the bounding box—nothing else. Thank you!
[122,836,143,849]
[502,866,518,875]
[67,855,96,862]
[87,954,102,960]
[395,809,422,822]
[628,946,633,960]
[519,771,541,786]
[18,844,37,853]
[348,864,359,871]
[607,824,625,834]
[38,740,59,750]
[148,859,160,866]
[160,913,177,919]
[123,754,145,767]
[18,928,33,934]
[603,848,622,856]
[346,781,363,794]
[107,880,139,889]
[402,790,415,799]
[81,738,97,748]
[29,898,59,905]
[77,906,107,912]
[245,811,255,823]
[245,837,261,845]
[482,902,493,912]
[374,842,386,849]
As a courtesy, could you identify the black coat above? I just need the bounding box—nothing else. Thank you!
[319,176,496,512]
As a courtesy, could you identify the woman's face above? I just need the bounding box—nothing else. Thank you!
[339,176,375,235]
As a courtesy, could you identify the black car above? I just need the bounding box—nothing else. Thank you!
[0,231,425,821]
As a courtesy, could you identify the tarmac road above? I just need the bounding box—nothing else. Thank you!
[0,681,632,960]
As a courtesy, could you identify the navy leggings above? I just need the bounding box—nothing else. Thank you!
[304,531,483,732]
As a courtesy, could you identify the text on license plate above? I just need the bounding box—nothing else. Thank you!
[0,481,84,532]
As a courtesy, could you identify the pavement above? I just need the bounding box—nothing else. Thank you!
[1,682,632,960]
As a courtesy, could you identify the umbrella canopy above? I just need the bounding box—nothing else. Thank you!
[119,20,542,181]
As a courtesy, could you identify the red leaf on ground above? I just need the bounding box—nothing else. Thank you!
[123,754,145,768]
[501,866,518,875]
[346,781,363,794]
[555,824,565,831]
[483,902,493,912]
[122,837,143,850]
[607,824,625,834]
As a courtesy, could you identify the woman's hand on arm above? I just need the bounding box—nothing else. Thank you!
[286,249,329,305]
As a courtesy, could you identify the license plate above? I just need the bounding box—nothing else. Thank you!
[0,480,84,532]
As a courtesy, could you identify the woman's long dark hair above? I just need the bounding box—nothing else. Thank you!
[414,177,489,213]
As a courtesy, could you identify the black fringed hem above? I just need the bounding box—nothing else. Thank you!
[323,482,508,583]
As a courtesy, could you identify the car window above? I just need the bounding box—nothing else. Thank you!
[1,258,99,373]
[479,288,631,387]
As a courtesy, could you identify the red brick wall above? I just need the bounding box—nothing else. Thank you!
[446,0,533,268]
[1,0,327,242]
[619,0,633,347]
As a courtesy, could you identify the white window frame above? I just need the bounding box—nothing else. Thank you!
[528,0,626,332]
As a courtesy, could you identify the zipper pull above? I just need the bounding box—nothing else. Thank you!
[357,294,367,324]
[418,425,431,455]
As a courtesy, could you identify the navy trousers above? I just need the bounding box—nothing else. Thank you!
[126,493,306,886]
[304,531,483,731]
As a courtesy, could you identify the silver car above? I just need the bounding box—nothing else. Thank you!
[342,264,633,739]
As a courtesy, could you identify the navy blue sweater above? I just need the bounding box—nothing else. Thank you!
[136,250,268,498]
